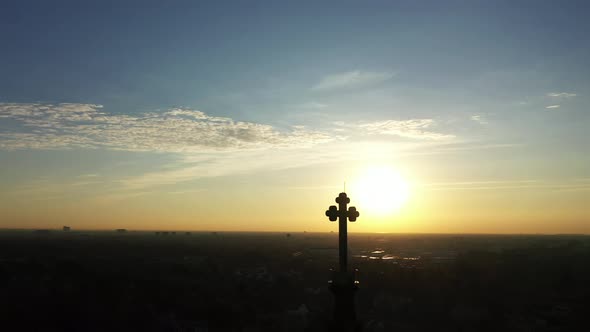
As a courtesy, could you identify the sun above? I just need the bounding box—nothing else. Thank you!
[350,166,410,215]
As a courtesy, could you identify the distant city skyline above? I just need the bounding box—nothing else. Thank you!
[1,1,589,233]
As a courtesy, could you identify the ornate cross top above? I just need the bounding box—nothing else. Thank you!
[325,192,360,272]
[325,193,359,222]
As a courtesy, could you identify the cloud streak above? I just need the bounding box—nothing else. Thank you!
[547,92,577,98]
[470,114,488,125]
[312,70,394,91]
[421,179,590,192]
[335,119,455,141]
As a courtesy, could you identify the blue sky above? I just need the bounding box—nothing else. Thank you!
[1,1,589,232]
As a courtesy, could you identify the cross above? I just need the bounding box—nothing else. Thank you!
[325,192,359,272]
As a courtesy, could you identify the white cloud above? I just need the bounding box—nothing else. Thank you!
[114,118,455,190]
[312,70,394,91]
[335,119,455,141]
[0,103,457,152]
[1,103,460,192]
[470,114,488,125]
[543,92,576,110]
[0,103,333,152]
[547,92,577,98]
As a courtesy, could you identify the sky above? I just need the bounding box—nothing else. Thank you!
[1,0,589,233]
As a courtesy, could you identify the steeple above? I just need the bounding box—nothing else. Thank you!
[325,192,361,331]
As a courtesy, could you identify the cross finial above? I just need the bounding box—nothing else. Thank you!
[325,192,360,272]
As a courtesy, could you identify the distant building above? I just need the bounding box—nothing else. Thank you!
[63,226,71,232]
[185,232,191,235]
[116,229,127,233]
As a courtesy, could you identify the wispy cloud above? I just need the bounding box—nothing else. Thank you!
[115,118,455,191]
[312,70,394,91]
[547,92,577,98]
[117,146,357,190]
[0,103,457,152]
[335,119,455,141]
[421,179,590,192]
[408,143,524,155]
[1,102,462,193]
[0,103,333,152]
[470,114,488,125]
[543,91,576,110]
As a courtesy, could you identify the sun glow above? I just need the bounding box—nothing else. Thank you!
[351,166,410,215]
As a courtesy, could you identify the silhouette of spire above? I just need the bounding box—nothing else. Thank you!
[325,192,361,331]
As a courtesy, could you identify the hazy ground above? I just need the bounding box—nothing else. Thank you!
[1,230,589,331]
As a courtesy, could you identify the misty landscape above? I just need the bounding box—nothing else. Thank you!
[2,230,589,331]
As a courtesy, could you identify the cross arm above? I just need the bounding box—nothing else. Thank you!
[348,206,359,222]
[326,205,338,221]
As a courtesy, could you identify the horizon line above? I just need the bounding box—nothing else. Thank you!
[1,228,589,236]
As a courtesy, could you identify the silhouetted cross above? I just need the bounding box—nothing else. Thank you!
[326,192,359,272]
